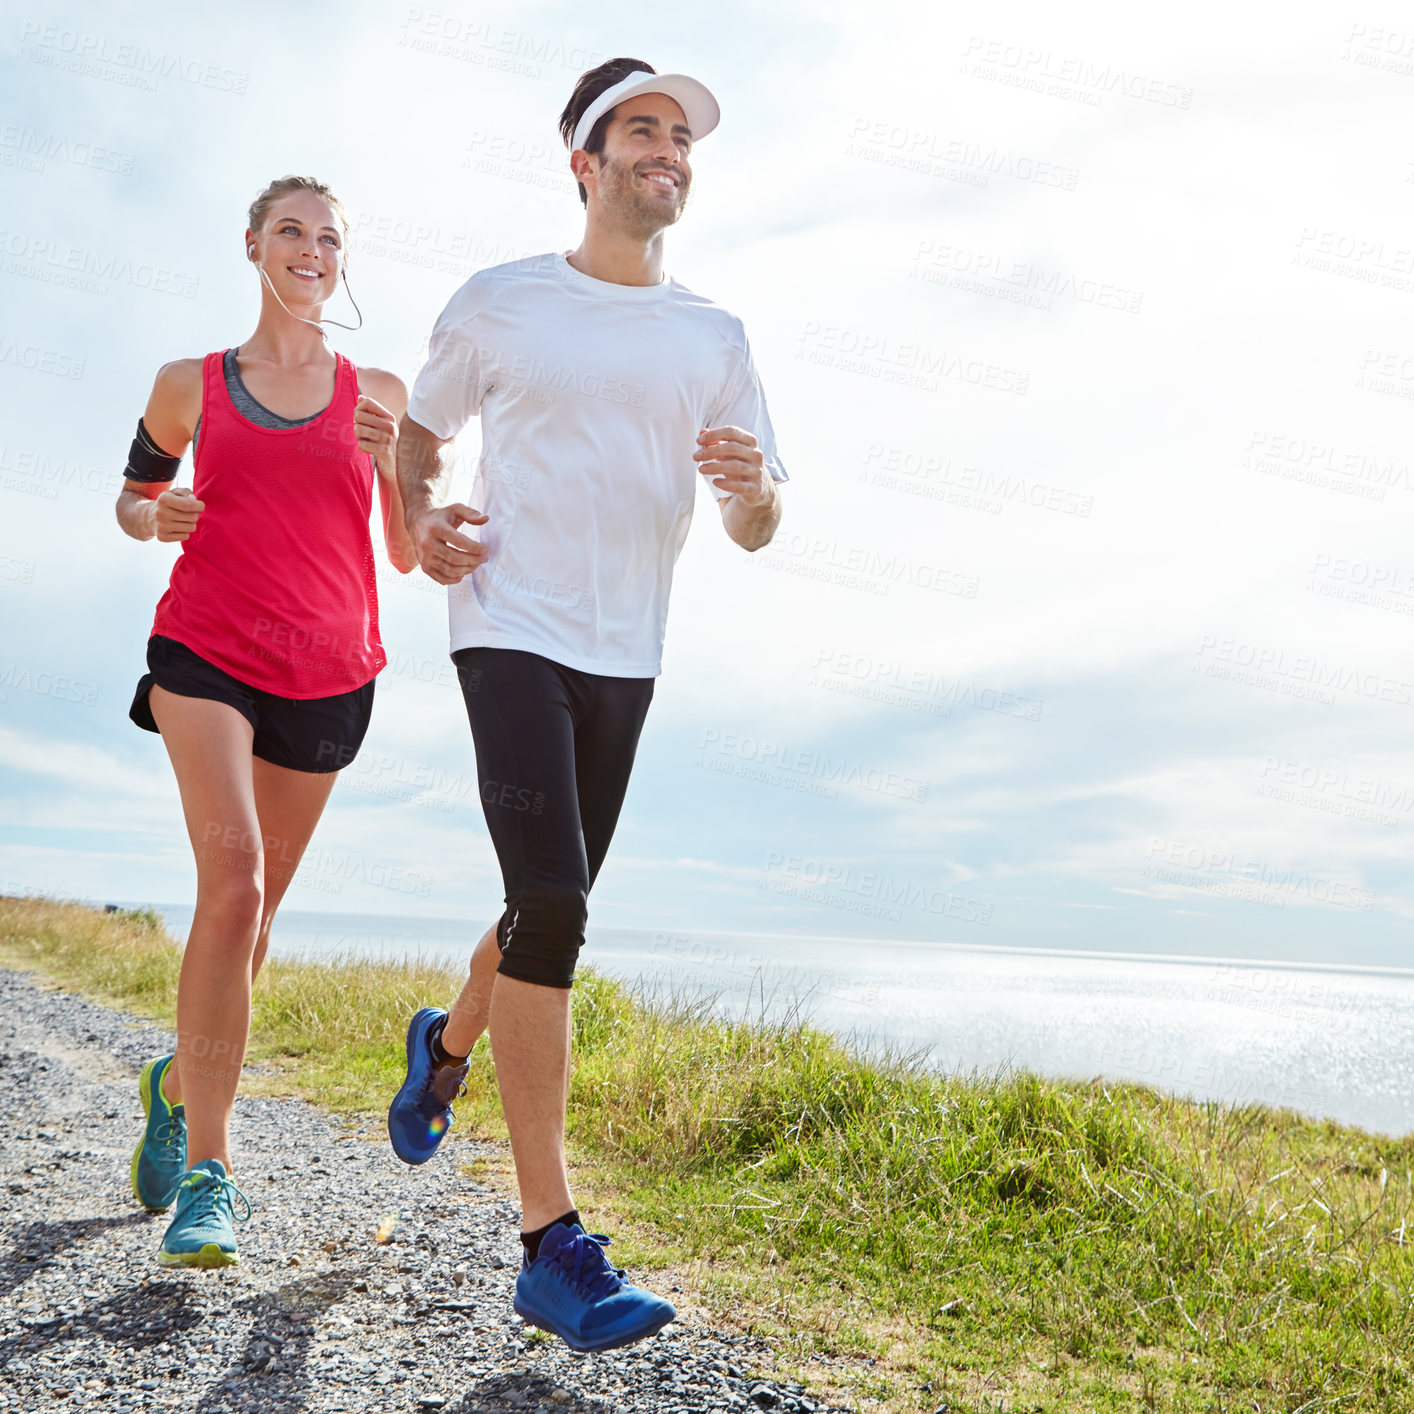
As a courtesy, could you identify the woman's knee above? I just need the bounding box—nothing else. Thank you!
[194,867,265,936]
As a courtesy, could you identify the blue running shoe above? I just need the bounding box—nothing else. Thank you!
[131,1054,187,1212]
[514,1223,676,1353]
[387,1007,469,1165]
[158,1159,250,1268]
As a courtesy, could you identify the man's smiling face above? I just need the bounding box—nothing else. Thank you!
[588,92,694,236]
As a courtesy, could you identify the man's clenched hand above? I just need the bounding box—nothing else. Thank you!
[693,425,773,506]
[409,503,490,585]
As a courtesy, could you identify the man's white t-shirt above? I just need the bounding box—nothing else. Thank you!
[406,252,788,677]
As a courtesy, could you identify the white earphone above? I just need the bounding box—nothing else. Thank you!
[246,241,362,333]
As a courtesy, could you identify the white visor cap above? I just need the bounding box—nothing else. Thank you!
[568,71,720,155]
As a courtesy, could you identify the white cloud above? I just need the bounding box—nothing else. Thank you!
[2,0,1411,966]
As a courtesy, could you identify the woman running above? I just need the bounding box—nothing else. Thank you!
[115,175,415,1267]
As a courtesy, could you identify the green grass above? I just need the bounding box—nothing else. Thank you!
[4,893,1413,1411]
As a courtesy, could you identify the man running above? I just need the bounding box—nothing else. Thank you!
[387,59,788,1351]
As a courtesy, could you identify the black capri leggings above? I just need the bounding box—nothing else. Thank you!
[453,647,655,989]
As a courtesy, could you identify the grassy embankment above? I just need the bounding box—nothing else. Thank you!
[2,894,1412,1413]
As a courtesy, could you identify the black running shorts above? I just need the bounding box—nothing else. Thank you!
[130,634,375,775]
[453,646,655,989]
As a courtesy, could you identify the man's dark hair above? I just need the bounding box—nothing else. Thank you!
[559,57,656,206]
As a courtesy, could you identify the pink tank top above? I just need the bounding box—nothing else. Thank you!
[151,349,386,698]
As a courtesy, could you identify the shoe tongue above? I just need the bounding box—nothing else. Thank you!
[189,1158,227,1181]
[539,1221,585,1260]
[430,1063,467,1100]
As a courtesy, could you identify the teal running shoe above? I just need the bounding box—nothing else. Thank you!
[158,1159,250,1268]
[131,1054,187,1212]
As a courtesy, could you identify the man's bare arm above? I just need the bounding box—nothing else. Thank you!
[695,424,782,552]
[396,414,452,524]
[719,477,781,551]
[396,414,490,585]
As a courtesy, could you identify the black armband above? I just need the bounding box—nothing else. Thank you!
[124,418,182,484]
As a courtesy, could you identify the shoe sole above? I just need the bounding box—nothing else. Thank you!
[158,1243,239,1269]
[132,1057,173,1214]
[512,1296,674,1353]
[387,1007,444,1166]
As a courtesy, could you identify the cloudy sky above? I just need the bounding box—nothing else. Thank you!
[3,0,1412,968]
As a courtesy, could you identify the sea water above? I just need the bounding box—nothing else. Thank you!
[147,903,1412,1139]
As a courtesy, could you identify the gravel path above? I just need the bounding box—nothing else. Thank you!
[0,970,858,1414]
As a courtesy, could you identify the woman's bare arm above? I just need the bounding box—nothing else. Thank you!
[115,359,203,541]
[357,366,417,574]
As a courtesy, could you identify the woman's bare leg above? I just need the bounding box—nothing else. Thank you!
[248,756,339,980]
[148,688,263,1174]
[153,699,343,1171]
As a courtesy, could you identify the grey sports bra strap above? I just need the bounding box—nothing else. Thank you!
[193,347,327,450]
[223,347,323,429]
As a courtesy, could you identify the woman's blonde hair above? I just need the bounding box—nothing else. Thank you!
[247,175,351,257]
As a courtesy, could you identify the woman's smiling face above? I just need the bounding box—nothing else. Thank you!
[246,189,346,308]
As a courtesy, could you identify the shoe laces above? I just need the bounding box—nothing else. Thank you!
[547,1229,626,1302]
[179,1169,252,1228]
[418,1058,470,1122]
[152,1115,184,1150]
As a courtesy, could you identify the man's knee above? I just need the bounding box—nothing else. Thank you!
[496,885,588,989]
